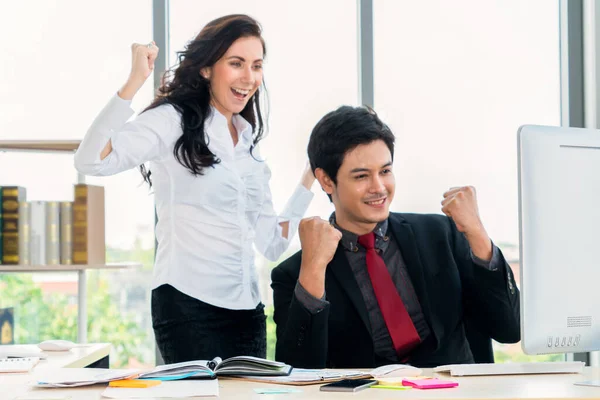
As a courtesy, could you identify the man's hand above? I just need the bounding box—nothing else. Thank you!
[441,186,492,261]
[298,217,342,299]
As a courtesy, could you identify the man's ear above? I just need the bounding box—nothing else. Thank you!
[314,168,335,196]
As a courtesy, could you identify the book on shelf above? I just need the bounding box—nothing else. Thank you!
[0,307,14,344]
[1,186,27,264]
[30,201,47,265]
[73,184,105,264]
[60,201,73,264]
[18,201,30,265]
[0,188,3,263]
[46,201,60,265]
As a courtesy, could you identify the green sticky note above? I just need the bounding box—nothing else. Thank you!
[371,384,412,390]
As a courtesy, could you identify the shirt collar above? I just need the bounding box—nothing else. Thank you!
[207,106,254,147]
[329,212,390,252]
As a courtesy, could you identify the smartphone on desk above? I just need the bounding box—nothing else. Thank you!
[319,379,377,392]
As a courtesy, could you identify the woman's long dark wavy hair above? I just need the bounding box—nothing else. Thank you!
[141,14,267,186]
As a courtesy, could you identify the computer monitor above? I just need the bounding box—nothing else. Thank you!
[518,124,600,355]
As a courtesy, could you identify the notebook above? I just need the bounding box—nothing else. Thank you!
[0,357,41,373]
[434,361,585,376]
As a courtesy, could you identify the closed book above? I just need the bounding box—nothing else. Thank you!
[1,186,27,264]
[30,201,47,266]
[0,307,14,345]
[46,202,60,265]
[18,202,30,265]
[72,184,105,264]
[60,201,73,265]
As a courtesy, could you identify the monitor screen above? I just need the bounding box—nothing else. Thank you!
[518,124,600,355]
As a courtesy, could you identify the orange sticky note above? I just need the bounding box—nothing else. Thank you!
[109,379,161,388]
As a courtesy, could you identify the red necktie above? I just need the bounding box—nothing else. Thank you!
[358,232,421,357]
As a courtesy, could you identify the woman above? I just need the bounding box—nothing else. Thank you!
[74,14,314,363]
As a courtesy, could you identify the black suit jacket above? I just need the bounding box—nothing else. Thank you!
[271,212,520,369]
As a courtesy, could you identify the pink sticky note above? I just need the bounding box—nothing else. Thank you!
[402,378,458,389]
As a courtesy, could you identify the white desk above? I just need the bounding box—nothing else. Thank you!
[6,364,600,399]
[2,343,110,399]
[1,343,111,369]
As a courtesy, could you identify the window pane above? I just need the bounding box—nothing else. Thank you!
[169,1,358,359]
[374,1,560,362]
[0,0,155,368]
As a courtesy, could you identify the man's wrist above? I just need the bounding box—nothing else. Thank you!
[465,226,492,261]
[299,264,326,299]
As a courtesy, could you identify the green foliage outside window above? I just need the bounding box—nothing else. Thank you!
[0,273,147,367]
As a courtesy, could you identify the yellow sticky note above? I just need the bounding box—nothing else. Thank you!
[109,379,161,388]
[376,378,403,386]
[377,376,429,386]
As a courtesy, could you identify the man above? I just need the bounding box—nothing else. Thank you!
[271,106,519,369]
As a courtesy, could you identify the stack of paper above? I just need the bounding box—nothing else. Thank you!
[228,368,370,385]
[34,368,139,388]
[227,363,422,385]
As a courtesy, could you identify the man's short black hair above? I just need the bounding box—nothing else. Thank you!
[307,105,395,185]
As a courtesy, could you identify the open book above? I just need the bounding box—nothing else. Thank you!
[35,357,292,388]
[142,356,292,379]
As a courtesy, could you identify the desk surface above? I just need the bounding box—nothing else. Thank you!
[1,343,111,369]
[5,361,600,399]
[2,343,110,399]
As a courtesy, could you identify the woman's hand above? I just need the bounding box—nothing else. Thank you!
[118,42,160,100]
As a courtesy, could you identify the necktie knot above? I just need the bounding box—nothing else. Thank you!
[358,232,375,250]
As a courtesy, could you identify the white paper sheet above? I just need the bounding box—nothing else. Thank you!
[101,380,219,398]
[34,368,140,387]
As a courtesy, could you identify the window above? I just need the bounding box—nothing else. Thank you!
[0,0,155,368]
[374,0,561,362]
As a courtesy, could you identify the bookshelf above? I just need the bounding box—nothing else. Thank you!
[0,140,80,153]
[0,140,142,343]
[0,262,140,273]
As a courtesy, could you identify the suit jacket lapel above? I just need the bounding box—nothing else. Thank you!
[389,215,441,347]
[328,245,372,336]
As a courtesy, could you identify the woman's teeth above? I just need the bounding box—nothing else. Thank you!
[232,88,249,97]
